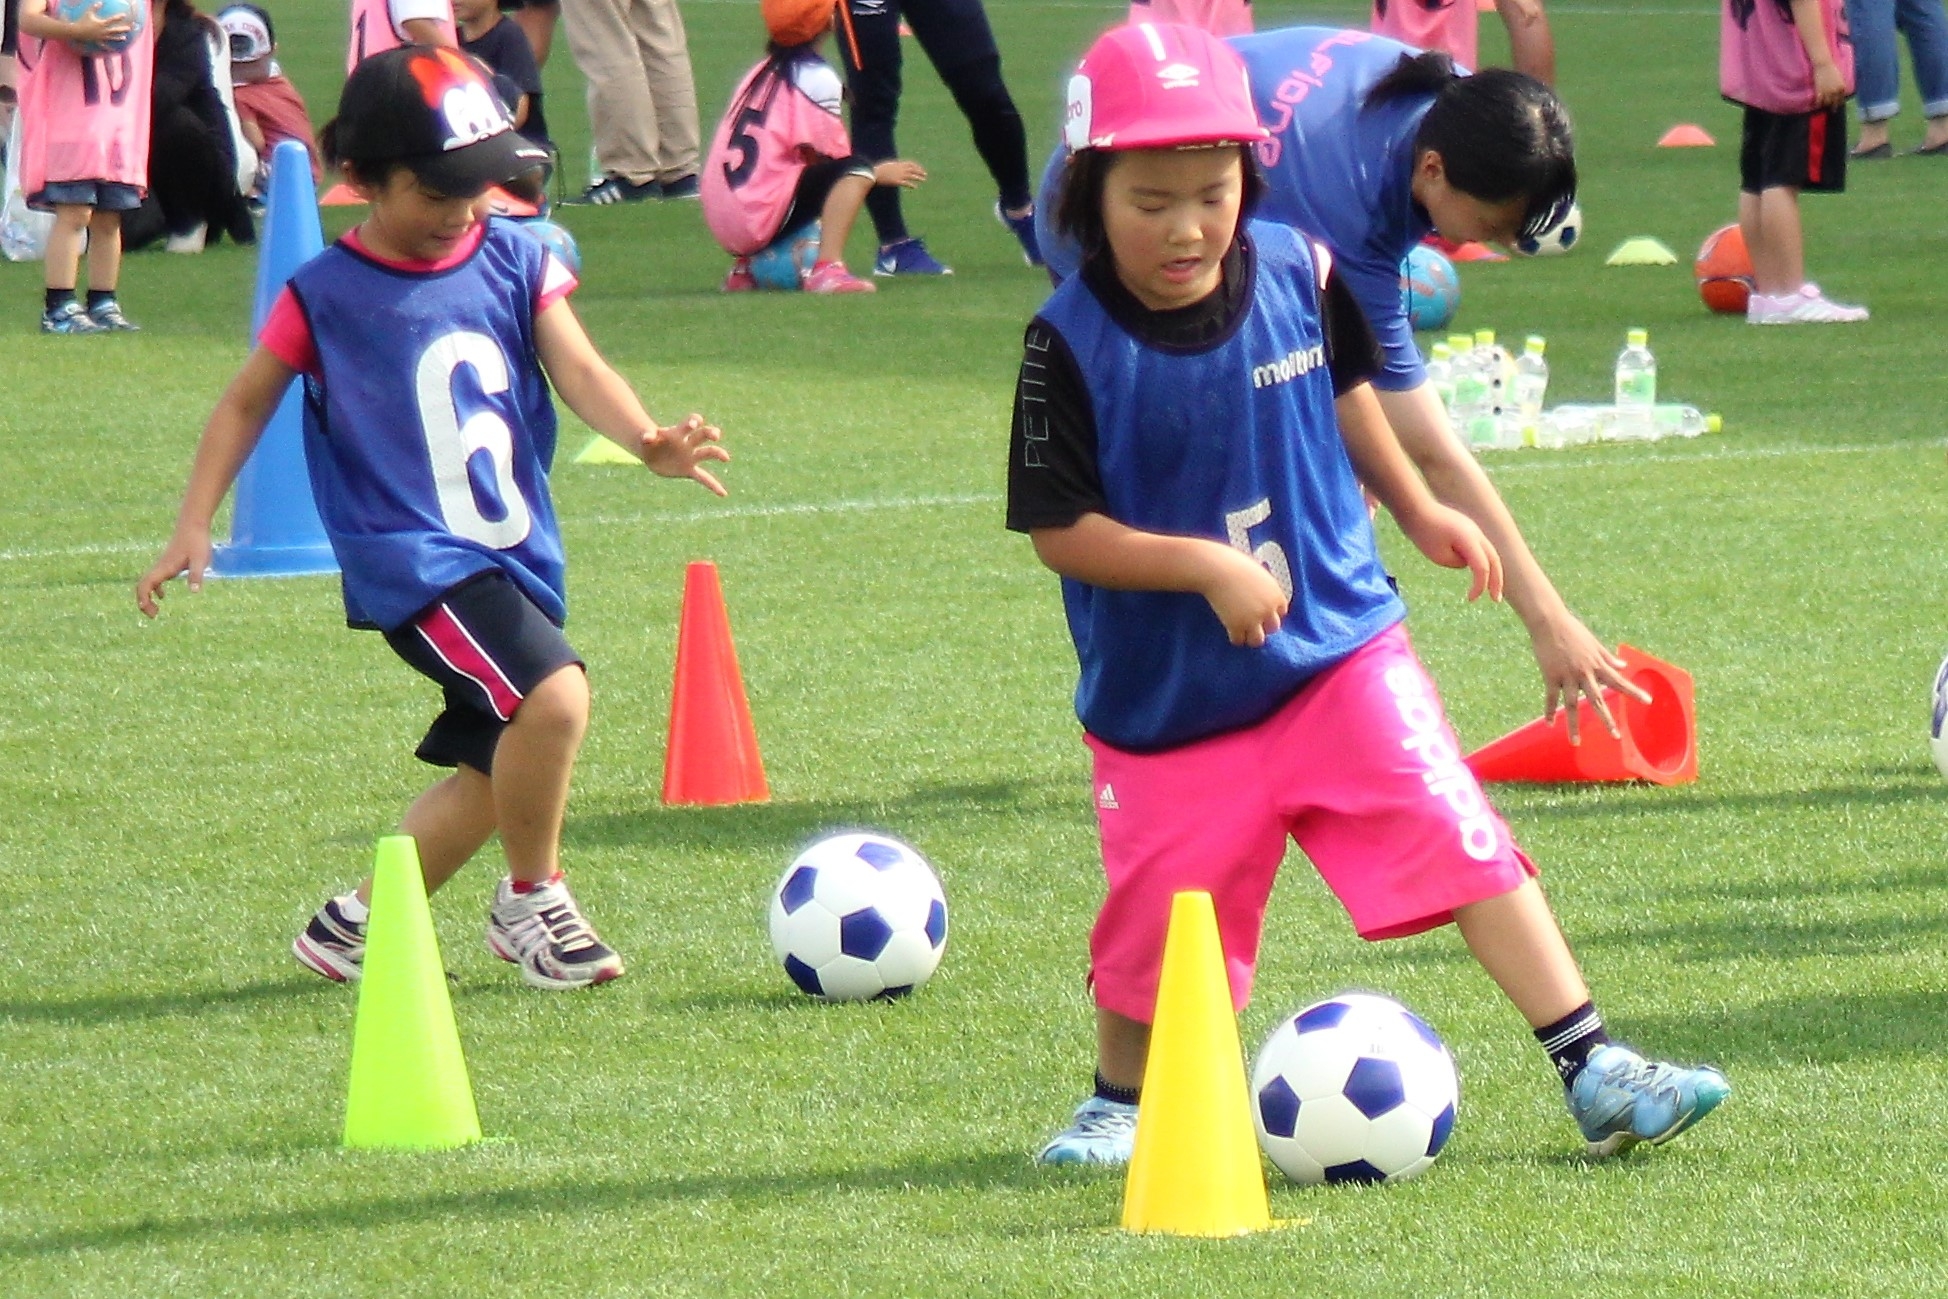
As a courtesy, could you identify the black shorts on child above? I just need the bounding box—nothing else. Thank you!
[1740,104,1847,193]
[778,156,875,239]
[382,571,583,774]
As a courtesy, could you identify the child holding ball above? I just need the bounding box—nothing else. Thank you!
[15,0,154,333]
[1009,22,1729,1165]
[136,46,731,990]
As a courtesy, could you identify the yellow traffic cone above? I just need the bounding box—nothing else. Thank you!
[342,835,482,1149]
[1120,891,1271,1236]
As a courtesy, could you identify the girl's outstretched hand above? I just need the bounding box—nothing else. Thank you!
[1400,504,1503,603]
[135,527,214,618]
[640,414,729,495]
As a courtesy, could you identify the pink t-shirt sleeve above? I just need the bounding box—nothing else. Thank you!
[537,251,578,313]
[259,287,318,375]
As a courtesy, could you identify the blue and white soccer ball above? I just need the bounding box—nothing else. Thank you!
[749,220,821,291]
[1251,992,1459,1185]
[516,218,581,275]
[767,831,948,1001]
[1516,201,1582,257]
[1929,654,1948,779]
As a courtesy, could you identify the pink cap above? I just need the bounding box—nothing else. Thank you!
[1064,22,1270,153]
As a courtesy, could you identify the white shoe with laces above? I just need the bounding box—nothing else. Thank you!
[1747,283,1869,324]
[486,875,624,989]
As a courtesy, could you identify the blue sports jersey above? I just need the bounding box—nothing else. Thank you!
[1036,220,1405,752]
[288,219,566,632]
[1035,26,1437,391]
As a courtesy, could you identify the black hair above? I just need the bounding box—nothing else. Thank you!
[318,118,409,189]
[1365,51,1577,241]
[1053,145,1267,265]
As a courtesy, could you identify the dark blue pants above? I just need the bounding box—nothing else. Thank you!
[839,0,1032,245]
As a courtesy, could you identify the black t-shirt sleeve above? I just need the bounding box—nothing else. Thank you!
[1321,265,1383,397]
[1006,320,1106,533]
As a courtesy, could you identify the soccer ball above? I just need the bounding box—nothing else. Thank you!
[57,0,144,53]
[519,219,581,276]
[1515,201,1582,256]
[767,831,948,1000]
[1251,992,1459,1185]
[1695,222,1755,314]
[1930,655,1948,779]
[749,220,821,291]
[1399,244,1460,332]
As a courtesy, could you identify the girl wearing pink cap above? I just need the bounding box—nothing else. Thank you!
[1009,21,1729,1167]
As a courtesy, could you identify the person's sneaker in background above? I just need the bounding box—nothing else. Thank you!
[293,893,367,982]
[873,236,952,277]
[1567,1044,1730,1156]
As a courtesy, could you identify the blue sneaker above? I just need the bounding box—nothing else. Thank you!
[995,201,1043,267]
[1036,1095,1138,1166]
[41,301,105,334]
[1568,1044,1730,1156]
[873,236,953,277]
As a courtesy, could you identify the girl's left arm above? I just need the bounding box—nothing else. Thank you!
[533,298,729,495]
[1335,380,1503,603]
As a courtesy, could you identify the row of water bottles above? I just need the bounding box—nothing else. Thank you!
[1427,328,1716,450]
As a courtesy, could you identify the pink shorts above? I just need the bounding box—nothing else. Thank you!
[1086,623,1536,1023]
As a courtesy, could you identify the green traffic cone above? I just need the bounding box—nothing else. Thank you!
[342,835,482,1149]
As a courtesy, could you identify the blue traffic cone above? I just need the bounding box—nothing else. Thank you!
[212,140,338,578]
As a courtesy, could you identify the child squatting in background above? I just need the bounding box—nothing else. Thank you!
[701,0,926,293]
[135,46,731,990]
[15,0,153,333]
[219,2,323,194]
[1721,0,1870,322]
[1006,22,1730,1165]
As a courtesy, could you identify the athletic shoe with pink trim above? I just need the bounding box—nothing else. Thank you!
[803,260,876,294]
[1747,283,1869,324]
[487,875,625,989]
[293,893,366,982]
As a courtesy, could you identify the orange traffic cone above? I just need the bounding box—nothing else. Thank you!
[320,181,366,206]
[1657,124,1716,147]
[1464,644,1696,785]
[662,561,769,806]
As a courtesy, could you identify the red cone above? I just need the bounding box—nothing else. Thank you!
[1464,645,1697,785]
[661,561,769,805]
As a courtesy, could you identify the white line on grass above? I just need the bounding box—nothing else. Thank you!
[0,446,1930,566]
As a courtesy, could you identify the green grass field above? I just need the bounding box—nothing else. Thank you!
[5,0,1948,1293]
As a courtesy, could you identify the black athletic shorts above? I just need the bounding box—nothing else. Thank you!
[1740,104,1848,193]
[382,571,583,774]
[778,156,875,237]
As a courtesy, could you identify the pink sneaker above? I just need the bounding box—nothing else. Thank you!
[803,260,876,294]
[722,259,757,293]
[1747,283,1868,324]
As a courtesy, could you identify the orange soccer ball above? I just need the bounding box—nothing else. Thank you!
[1695,223,1755,314]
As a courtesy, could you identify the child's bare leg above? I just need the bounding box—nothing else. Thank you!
[1452,878,1591,1028]
[43,204,91,291]
[489,663,588,884]
[84,209,122,294]
[816,172,874,267]
[1096,1006,1152,1091]
[1740,185,1805,296]
[349,767,498,906]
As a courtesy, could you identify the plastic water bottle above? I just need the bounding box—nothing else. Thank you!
[1509,335,1549,447]
[1611,328,1657,441]
[1651,404,1714,438]
[1449,337,1496,450]
[1474,328,1511,418]
[1425,341,1455,415]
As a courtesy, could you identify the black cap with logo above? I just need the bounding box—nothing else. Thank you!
[332,45,550,197]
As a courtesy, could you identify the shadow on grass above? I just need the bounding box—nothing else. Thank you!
[1500,779,1945,821]
[0,1149,1041,1259]
[0,976,321,1025]
[1574,906,1948,963]
[564,778,1057,854]
[1613,988,1948,1066]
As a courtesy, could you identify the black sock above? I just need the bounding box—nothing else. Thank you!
[86,289,116,311]
[45,288,75,313]
[1093,1071,1139,1107]
[1535,1001,1609,1087]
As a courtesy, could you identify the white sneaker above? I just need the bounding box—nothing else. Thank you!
[164,222,208,254]
[486,875,624,989]
[1747,283,1868,324]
